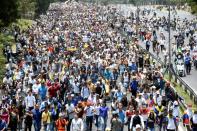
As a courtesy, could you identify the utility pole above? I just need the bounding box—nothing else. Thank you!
[168,1,172,80]
[136,2,139,37]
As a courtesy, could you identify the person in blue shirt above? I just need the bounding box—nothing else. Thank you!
[119,64,125,75]
[104,68,111,80]
[38,82,47,101]
[99,102,109,131]
[185,53,191,75]
[32,104,42,131]
[129,61,138,72]
[130,77,138,97]
[114,87,124,102]
[90,72,98,84]
[116,102,126,131]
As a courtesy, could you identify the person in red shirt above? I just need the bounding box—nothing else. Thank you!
[126,105,135,131]
[140,103,149,125]
[148,94,155,108]
[48,82,60,98]
[1,108,9,127]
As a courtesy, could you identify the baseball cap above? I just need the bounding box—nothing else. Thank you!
[136,124,141,129]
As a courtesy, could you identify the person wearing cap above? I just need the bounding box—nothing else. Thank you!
[154,101,165,131]
[172,101,180,126]
[182,110,190,131]
[135,124,142,131]
[166,109,178,131]
[190,110,197,131]
[140,102,149,126]
[130,110,144,131]
[186,104,193,119]
[136,93,146,108]
[55,113,68,131]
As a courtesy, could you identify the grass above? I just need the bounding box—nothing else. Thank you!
[164,74,197,112]
[0,19,33,84]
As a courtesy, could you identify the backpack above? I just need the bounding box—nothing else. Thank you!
[132,115,142,127]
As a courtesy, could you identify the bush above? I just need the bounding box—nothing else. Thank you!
[0,34,13,84]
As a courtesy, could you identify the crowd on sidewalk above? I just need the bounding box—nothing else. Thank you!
[1,1,197,131]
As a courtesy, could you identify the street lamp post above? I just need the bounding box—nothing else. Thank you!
[168,1,173,80]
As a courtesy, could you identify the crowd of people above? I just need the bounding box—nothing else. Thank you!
[1,1,197,131]
[135,6,197,76]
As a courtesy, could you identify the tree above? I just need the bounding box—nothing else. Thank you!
[18,0,36,19]
[0,0,19,27]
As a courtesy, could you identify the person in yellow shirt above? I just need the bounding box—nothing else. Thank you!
[42,107,51,131]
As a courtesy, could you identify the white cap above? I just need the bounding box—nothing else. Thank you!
[136,124,141,129]
[174,101,178,106]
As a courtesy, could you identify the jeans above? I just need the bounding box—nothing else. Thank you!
[43,123,50,131]
[86,116,93,131]
[25,124,32,131]
[192,127,197,131]
[49,121,55,131]
[33,120,41,131]
[148,127,155,131]
[103,116,108,131]
[94,115,99,128]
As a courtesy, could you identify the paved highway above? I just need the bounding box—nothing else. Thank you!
[113,4,197,95]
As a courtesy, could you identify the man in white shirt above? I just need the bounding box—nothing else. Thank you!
[25,90,36,111]
[70,113,84,131]
[66,101,75,130]
[84,102,94,131]
[32,80,40,94]
[167,109,178,131]
[81,85,90,100]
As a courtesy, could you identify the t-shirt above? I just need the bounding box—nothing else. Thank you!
[99,106,108,118]
[66,104,75,119]
[25,95,36,108]
[42,111,51,124]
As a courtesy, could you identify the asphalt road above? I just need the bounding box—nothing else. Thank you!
[113,4,197,97]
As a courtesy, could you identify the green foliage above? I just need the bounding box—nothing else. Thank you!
[35,0,66,17]
[0,18,33,84]
[17,0,36,19]
[189,1,197,14]
[0,0,19,27]
[0,33,14,84]
[11,19,34,30]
